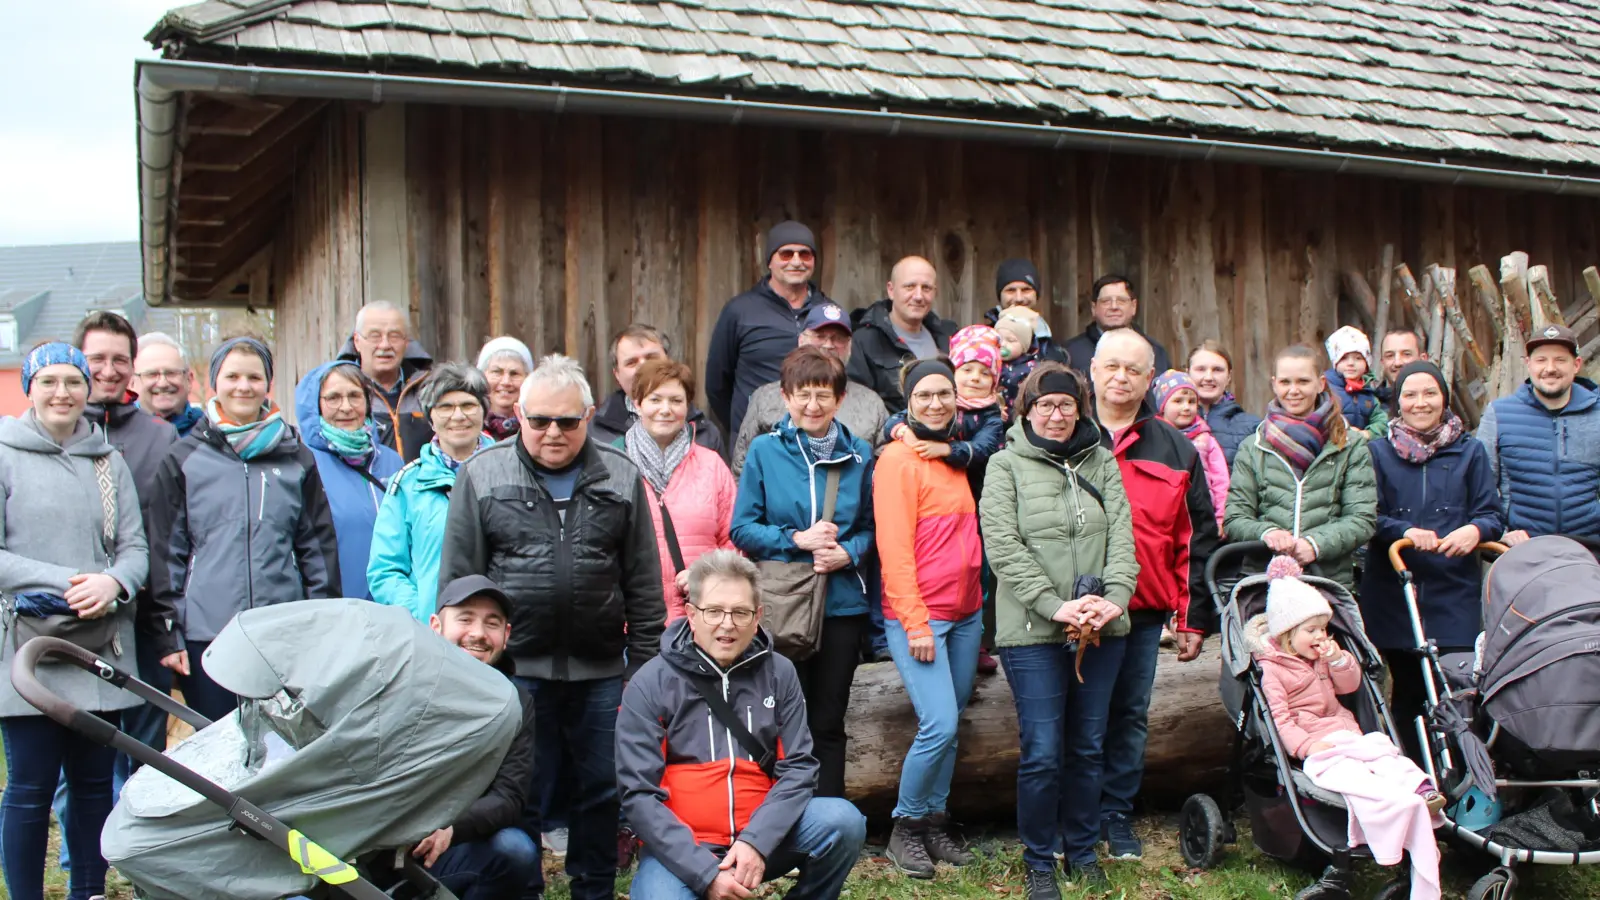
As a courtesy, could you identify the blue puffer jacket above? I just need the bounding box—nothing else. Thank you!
[1476,380,1600,540]
[1358,433,1503,650]
[368,438,491,621]
[731,416,875,617]
[295,362,406,599]
[1203,395,1261,466]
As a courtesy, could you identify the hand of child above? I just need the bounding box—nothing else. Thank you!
[914,441,952,460]
[1307,741,1334,756]
[1317,637,1341,661]
[891,423,912,443]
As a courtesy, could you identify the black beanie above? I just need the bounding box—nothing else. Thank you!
[995,258,1041,299]
[764,221,817,265]
[1390,360,1450,415]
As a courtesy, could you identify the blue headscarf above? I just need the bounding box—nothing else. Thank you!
[22,342,91,395]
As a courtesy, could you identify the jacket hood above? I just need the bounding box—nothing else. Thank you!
[657,616,774,677]
[1244,612,1291,659]
[0,412,110,457]
[335,337,434,381]
[1513,378,1600,414]
[295,360,388,454]
[772,414,865,463]
[1005,416,1104,466]
[852,297,955,343]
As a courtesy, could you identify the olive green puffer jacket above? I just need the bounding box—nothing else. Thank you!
[1224,425,1378,589]
[980,419,1140,645]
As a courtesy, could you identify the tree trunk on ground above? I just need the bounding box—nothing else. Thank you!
[844,644,1233,819]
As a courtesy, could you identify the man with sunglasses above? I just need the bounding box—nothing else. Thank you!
[440,353,664,900]
[847,256,958,413]
[618,550,867,900]
[705,220,832,440]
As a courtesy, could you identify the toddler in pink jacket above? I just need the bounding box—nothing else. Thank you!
[1151,369,1227,531]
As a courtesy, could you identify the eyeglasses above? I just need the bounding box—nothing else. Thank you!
[136,368,188,382]
[433,400,483,418]
[85,353,132,369]
[320,391,366,409]
[361,330,408,346]
[775,248,814,264]
[32,376,88,394]
[1032,400,1077,419]
[525,414,585,432]
[690,605,757,626]
[1094,295,1135,308]
[911,389,954,404]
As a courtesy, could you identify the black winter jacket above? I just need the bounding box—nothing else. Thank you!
[704,278,829,439]
[589,389,725,458]
[438,437,666,680]
[1063,322,1172,377]
[451,659,537,844]
[846,299,958,414]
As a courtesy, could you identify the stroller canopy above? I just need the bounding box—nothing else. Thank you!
[1479,536,1600,769]
[104,599,522,900]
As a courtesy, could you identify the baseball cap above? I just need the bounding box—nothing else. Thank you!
[1525,324,1578,355]
[803,303,851,334]
[437,574,513,617]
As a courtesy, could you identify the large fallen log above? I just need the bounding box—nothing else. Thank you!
[843,643,1233,819]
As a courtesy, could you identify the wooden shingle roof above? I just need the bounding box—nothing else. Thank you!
[148,0,1600,169]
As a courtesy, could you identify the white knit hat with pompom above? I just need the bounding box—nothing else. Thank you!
[1264,555,1332,640]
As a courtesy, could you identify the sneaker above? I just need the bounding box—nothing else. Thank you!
[1101,813,1142,860]
[1025,867,1063,900]
[541,827,568,858]
[976,648,999,675]
[1422,789,1447,814]
[1068,860,1111,887]
[924,812,976,866]
[886,817,936,879]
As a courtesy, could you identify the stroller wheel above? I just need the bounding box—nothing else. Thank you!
[1179,793,1229,869]
[1466,867,1517,900]
[1371,876,1410,900]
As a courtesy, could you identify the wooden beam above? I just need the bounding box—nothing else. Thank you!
[202,245,274,304]
[1501,251,1533,333]
[180,101,328,174]
[1373,243,1393,357]
[1585,266,1600,307]
[1395,263,1428,340]
[186,101,286,138]
[1435,266,1488,370]
[1468,264,1505,342]
[1340,268,1376,332]
[1527,265,1565,328]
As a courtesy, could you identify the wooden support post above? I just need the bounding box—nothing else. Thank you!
[1435,267,1487,371]
[1421,264,1444,360]
[1585,266,1600,308]
[1582,334,1600,365]
[1396,263,1428,341]
[1528,265,1566,328]
[1468,265,1506,343]
[1341,269,1377,333]
[1501,252,1534,333]
[1373,244,1394,356]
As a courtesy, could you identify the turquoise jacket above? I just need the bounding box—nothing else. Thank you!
[367,438,491,621]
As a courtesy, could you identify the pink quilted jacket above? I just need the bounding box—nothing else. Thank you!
[642,444,739,622]
[1246,613,1364,759]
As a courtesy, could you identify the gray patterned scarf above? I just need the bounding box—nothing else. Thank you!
[806,419,841,462]
[625,418,692,495]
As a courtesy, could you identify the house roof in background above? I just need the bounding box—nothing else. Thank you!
[0,243,181,367]
[146,0,1600,171]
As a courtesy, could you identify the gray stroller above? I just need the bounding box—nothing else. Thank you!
[12,599,524,900]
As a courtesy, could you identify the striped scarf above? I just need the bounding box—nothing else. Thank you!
[206,397,288,461]
[1261,394,1336,476]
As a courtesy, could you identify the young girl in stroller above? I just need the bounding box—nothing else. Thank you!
[1247,556,1446,899]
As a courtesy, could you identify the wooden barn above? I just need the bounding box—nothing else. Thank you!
[135,0,1600,415]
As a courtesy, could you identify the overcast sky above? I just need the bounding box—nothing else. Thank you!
[0,0,179,247]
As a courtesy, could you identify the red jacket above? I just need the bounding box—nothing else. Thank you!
[1102,409,1220,633]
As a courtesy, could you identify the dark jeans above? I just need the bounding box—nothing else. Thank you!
[118,633,174,783]
[794,614,867,798]
[1001,637,1127,869]
[2,714,116,900]
[515,675,623,900]
[429,827,542,900]
[1100,616,1163,821]
[178,639,242,724]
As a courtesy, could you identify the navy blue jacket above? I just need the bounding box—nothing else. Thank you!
[1476,380,1600,540]
[704,278,828,440]
[1202,395,1261,467]
[1358,434,1502,650]
[1325,369,1383,431]
[1062,322,1171,378]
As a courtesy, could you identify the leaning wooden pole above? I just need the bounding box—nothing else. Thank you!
[1373,244,1394,354]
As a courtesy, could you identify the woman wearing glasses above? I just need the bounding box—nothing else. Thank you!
[293,360,405,600]
[619,357,738,623]
[369,364,496,622]
[148,337,340,722]
[732,347,874,800]
[0,343,148,900]
[979,362,1139,898]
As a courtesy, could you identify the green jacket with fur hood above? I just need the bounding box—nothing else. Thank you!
[1224,425,1378,589]
[980,418,1140,645]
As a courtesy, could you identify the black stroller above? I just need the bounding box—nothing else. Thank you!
[1179,541,1412,900]
[1390,535,1600,900]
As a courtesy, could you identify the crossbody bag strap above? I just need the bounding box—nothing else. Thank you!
[813,466,844,601]
[659,499,687,574]
[690,677,776,779]
[93,455,116,555]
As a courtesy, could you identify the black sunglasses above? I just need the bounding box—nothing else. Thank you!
[526,415,586,432]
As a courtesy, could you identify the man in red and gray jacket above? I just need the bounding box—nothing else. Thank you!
[617,550,866,900]
[1090,328,1220,861]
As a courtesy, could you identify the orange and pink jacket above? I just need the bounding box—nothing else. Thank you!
[641,443,739,622]
[873,441,984,640]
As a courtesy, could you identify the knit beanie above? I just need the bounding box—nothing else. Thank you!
[1325,325,1371,369]
[995,307,1043,351]
[476,336,534,373]
[995,258,1041,300]
[764,220,817,265]
[22,342,91,395]
[1150,369,1198,416]
[209,336,275,389]
[949,325,1002,377]
[1264,556,1333,640]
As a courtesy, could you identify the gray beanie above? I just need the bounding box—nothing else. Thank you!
[764,220,817,265]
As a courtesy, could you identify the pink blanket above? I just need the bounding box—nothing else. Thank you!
[1302,731,1441,900]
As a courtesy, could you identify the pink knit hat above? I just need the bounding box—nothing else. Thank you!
[1150,369,1198,416]
[949,325,1002,377]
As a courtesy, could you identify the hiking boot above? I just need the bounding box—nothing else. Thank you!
[1025,867,1062,900]
[976,648,999,674]
[1068,860,1111,888]
[924,812,976,866]
[1101,813,1143,860]
[886,816,936,879]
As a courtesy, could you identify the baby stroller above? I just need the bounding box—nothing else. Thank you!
[1179,541,1412,900]
[1390,535,1600,900]
[11,599,524,900]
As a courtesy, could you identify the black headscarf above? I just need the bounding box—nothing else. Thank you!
[1389,360,1450,415]
[902,358,958,441]
[1022,369,1099,460]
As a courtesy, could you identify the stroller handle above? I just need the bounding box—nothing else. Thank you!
[1387,538,1511,573]
[1205,540,1267,590]
[10,636,124,745]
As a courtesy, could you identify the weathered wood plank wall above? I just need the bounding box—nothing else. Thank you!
[271,103,1600,418]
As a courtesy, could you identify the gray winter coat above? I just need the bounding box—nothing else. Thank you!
[146,415,341,657]
[730,379,888,477]
[0,413,147,717]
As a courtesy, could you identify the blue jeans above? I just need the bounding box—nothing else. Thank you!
[884,612,983,819]
[629,797,866,900]
[429,827,541,900]
[514,676,623,900]
[1100,617,1163,821]
[2,715,116,900]
[1001,637,1128,869]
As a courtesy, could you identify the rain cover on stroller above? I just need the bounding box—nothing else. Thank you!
[1478,536,1600,771]
[102,600,522,900]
